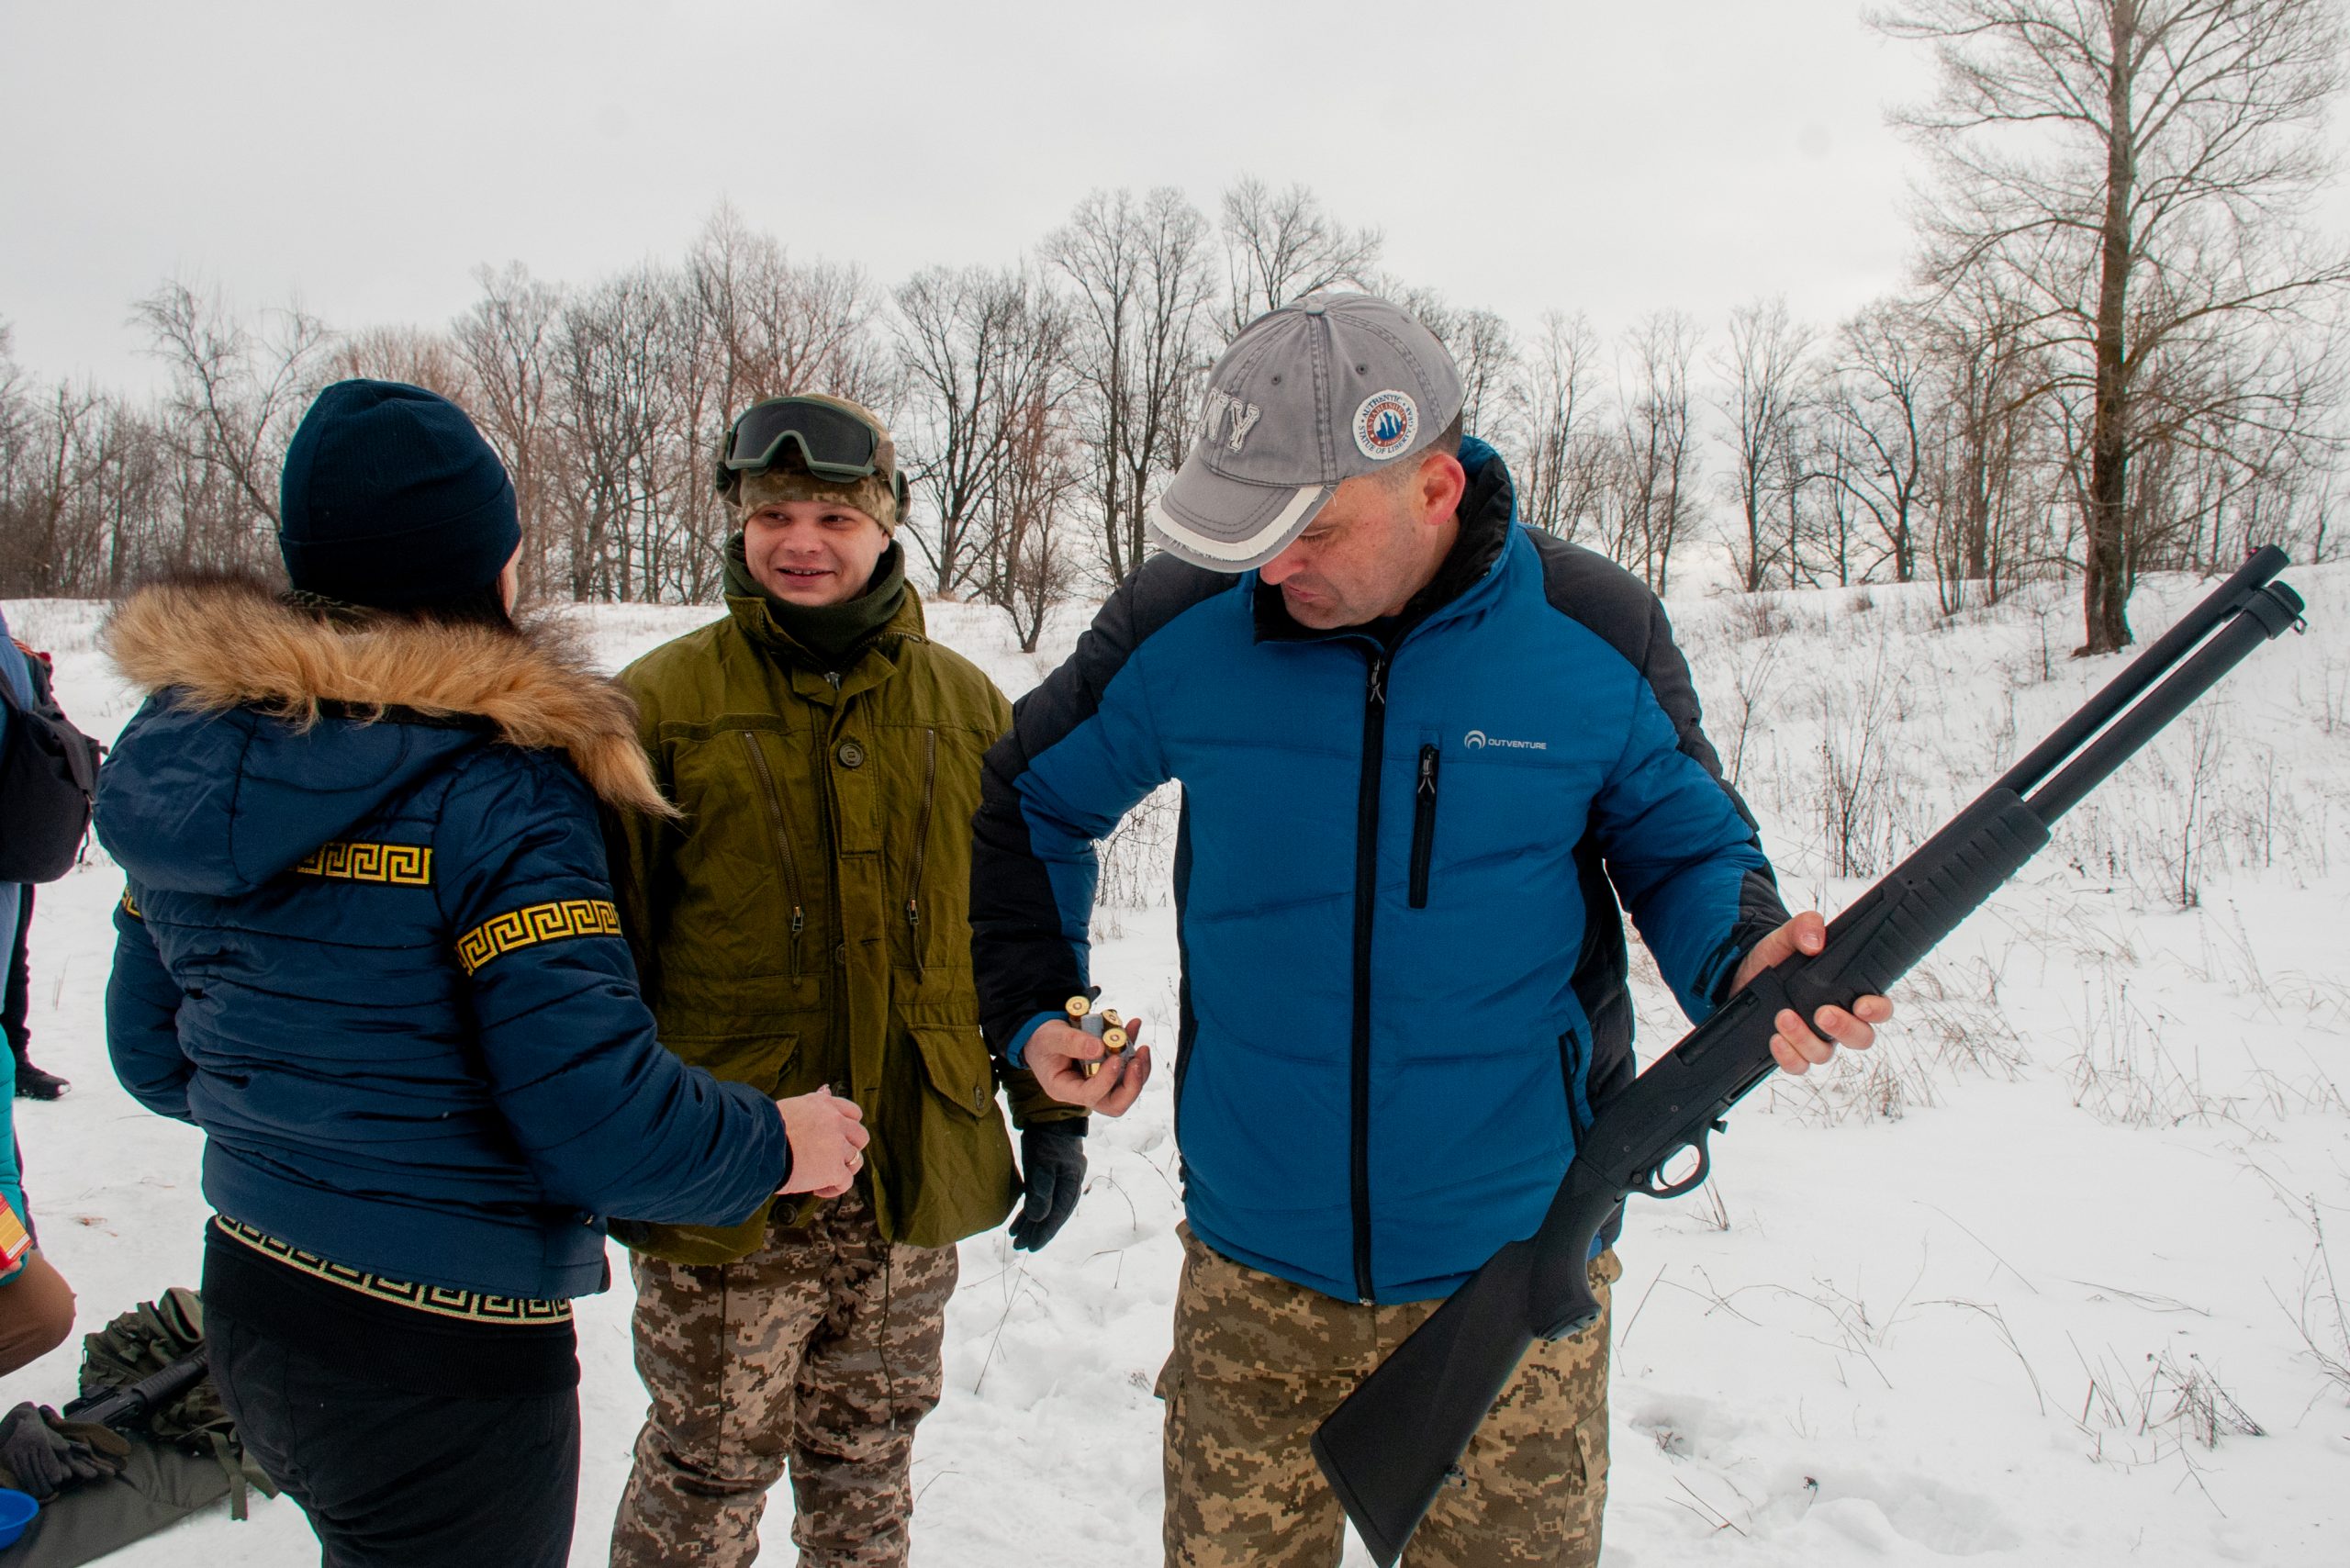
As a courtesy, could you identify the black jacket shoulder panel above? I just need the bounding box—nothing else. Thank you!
[1018,554,1235,746]
[1523,532,1731,788]
[972,554,1233,1053]
[1524,531,1785,1002]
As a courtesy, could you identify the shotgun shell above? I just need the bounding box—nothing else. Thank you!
[1080,1007,1102,1079]
[1065,995,1091,1020]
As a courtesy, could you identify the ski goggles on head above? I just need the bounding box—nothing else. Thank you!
[715,396,901,498]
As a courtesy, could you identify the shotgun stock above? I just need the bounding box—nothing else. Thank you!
[1313,549,2307,1567]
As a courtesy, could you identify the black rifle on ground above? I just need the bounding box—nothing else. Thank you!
[59,1348,209,1433]
[1311,547,2308,1567]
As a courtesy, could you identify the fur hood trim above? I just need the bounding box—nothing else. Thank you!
[104,575,675,818]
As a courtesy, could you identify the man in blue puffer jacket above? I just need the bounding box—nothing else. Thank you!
[970,296,1891,1568]
[97,380,867,1568]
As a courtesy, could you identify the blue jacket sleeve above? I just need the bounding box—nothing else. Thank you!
[436,751,789,1225]
[971,561,1218,1055]
[1590,687,1773,1019]
[1586,601,1788,1023]
[106,890,194,1122]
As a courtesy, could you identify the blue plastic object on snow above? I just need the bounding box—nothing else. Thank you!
[0,1485,40,1546]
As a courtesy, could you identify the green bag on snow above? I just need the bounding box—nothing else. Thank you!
[0,1287,278,1567]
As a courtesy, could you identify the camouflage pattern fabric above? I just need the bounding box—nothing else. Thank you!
[739,465,899,533]
[610,1189,957,1568]
[1158,1226,1622,1568]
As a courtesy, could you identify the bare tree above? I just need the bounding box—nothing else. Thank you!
[10,215,912,605]
[1717,297,1816,591]
[1616,311,1704,592]
[80,399,170,594]
[331,326,475,401]
[0,336,182,597]
[1048,186,1216,583]
[1919,277,2054,609]
[687,205,885,413]
[1881,0,2350,652]
[1219,178,1382,337]
[454,263,565,596]
[893,266,1072,598]
[2,381,106,595]
[991,386,1085,652]
[550,268,691,600]
[1509,311,1611,541]
[133,278,330,540]
[1822,297,1933,582]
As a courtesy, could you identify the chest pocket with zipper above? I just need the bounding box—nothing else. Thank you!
[739,729,810,979]
[1408,742,1441,909]
[901,727,937,977]
[653,721,821,987]
[892,722,989,986]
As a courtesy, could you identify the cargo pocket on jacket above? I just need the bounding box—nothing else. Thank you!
[911,1025,994,1118]
[894,1024,1018,1249]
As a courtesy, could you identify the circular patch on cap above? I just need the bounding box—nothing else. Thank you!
[1353,390,1420,461]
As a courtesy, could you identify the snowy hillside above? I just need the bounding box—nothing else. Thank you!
[3,563,2346,1567]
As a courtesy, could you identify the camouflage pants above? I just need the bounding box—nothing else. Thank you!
[610,1190,958,1568]
[1159,1226,1620,1568]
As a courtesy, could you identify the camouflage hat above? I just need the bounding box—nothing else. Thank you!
[729,393,901,532]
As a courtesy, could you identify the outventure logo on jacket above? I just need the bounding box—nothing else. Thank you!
[972,442,1787,1305]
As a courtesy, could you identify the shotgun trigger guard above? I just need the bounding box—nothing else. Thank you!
[1641,1129,1712,1199]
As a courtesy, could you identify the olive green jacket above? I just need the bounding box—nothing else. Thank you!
[611,588,1069,1263]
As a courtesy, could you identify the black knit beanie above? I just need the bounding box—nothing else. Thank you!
[278,380,520,609]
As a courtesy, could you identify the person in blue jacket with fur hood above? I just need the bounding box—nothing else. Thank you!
[96,381,869,1568]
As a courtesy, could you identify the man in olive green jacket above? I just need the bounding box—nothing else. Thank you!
[607,395,1081,1568]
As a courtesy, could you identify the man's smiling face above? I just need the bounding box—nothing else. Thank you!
[743,499,890,607]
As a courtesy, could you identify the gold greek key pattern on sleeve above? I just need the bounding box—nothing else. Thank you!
[213,1217,571,1325]
[294,840,434,885]
[455,899,622,975]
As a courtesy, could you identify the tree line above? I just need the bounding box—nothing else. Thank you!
[4,2,2345,651]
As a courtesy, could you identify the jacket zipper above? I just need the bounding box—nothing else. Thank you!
[737,730,806,977]
[904,727,937,979]
[1348,647,1388,1304]
[1408,744,1440,910]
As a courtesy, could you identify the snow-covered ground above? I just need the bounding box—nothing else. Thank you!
[3,562,2346,1566]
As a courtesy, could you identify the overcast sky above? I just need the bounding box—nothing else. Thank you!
[0,0,2159,393]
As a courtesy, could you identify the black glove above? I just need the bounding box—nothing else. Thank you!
[0,1403,128,1499]
[49,1413,129,1483]
[0,1403,62,1497]
[1010,1122,1087,1251]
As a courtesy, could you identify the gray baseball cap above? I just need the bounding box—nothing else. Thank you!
[1147,292,1464,573]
